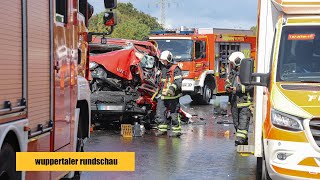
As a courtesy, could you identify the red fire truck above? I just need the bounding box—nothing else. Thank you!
[0,0,116,179]
[148,28,256,104]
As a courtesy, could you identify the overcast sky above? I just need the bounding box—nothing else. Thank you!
[88,0,257,29]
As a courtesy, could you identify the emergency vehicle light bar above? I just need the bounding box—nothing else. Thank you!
[150,30,176,35]
[150,30,194,35]
[180,30,194,35]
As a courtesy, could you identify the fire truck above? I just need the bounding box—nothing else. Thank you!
[0,0,116,179]
[148,28,256,104]
[239,0,320,179]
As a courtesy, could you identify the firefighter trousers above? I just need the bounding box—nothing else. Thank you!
[231,104,250,133]
[155,98,181,130]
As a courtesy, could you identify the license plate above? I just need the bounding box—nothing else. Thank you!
[97,104,124,111]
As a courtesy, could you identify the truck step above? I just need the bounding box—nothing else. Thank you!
[237,145,254,156]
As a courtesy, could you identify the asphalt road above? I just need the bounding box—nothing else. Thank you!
[81,96,257,180]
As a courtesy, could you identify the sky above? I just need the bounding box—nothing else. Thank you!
[88,0,258,30]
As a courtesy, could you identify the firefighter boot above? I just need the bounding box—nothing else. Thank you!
[235,136,248,146]
[235,129,248,146]
[168,114,182,137]
[155,124,168,136]
[169,125,182,137]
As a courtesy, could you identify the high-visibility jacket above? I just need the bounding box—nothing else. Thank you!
[225,69,253,108]
[159,64,183,100]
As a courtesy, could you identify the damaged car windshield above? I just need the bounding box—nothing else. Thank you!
[155,39,193,62]
[277,26,320,82]
[140,55,155,69]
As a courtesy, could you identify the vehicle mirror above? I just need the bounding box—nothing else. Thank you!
[103,12,117,26]
[104,0,117,9]
[88,3,94,20]
[240,58,269,87]
[239,58,253,85]
[88,33,92,43]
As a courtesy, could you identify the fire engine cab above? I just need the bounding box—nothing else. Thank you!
[149,28,256,104]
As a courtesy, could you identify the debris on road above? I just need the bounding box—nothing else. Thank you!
[121,124,133,137]
[224,130,230,138]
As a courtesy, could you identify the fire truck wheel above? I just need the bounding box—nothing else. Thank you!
[198,84,212,105]
[72,117,84,180]
[0,143,20,180]
[76,119,84,152]
[190,95,200,104]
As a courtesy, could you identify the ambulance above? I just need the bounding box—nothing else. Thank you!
[239,0,320,179]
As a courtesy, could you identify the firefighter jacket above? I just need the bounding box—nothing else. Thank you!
[225,69,236,90]
[159,64,183,100]
[225,69,253,108]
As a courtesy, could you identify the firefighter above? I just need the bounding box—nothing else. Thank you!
[225,52,253,145]
[155,50,183,137]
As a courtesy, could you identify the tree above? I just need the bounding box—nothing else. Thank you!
[88,2,163,40]
[250,26,257,35]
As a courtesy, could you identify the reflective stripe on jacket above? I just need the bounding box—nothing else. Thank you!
[160,64,183,100]
[235,82,253,108]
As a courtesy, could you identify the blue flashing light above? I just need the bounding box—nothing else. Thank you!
[180,30,194,35]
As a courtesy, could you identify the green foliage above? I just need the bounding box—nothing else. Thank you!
[89,2,163,40]
[250,26,257,35]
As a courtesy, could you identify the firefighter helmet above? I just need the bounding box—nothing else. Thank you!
[229,52,245,67]
[160,50,173,63]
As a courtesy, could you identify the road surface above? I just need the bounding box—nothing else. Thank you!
[82,96,256,180]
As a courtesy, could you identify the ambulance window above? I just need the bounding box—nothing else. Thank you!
[56,0,68,23]
[277,26,320,82]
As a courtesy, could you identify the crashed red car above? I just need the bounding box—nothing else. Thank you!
[89,38,160,127]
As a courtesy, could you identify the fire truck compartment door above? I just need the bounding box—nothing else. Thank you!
[27,0,52,136]
[0,0,24,121]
